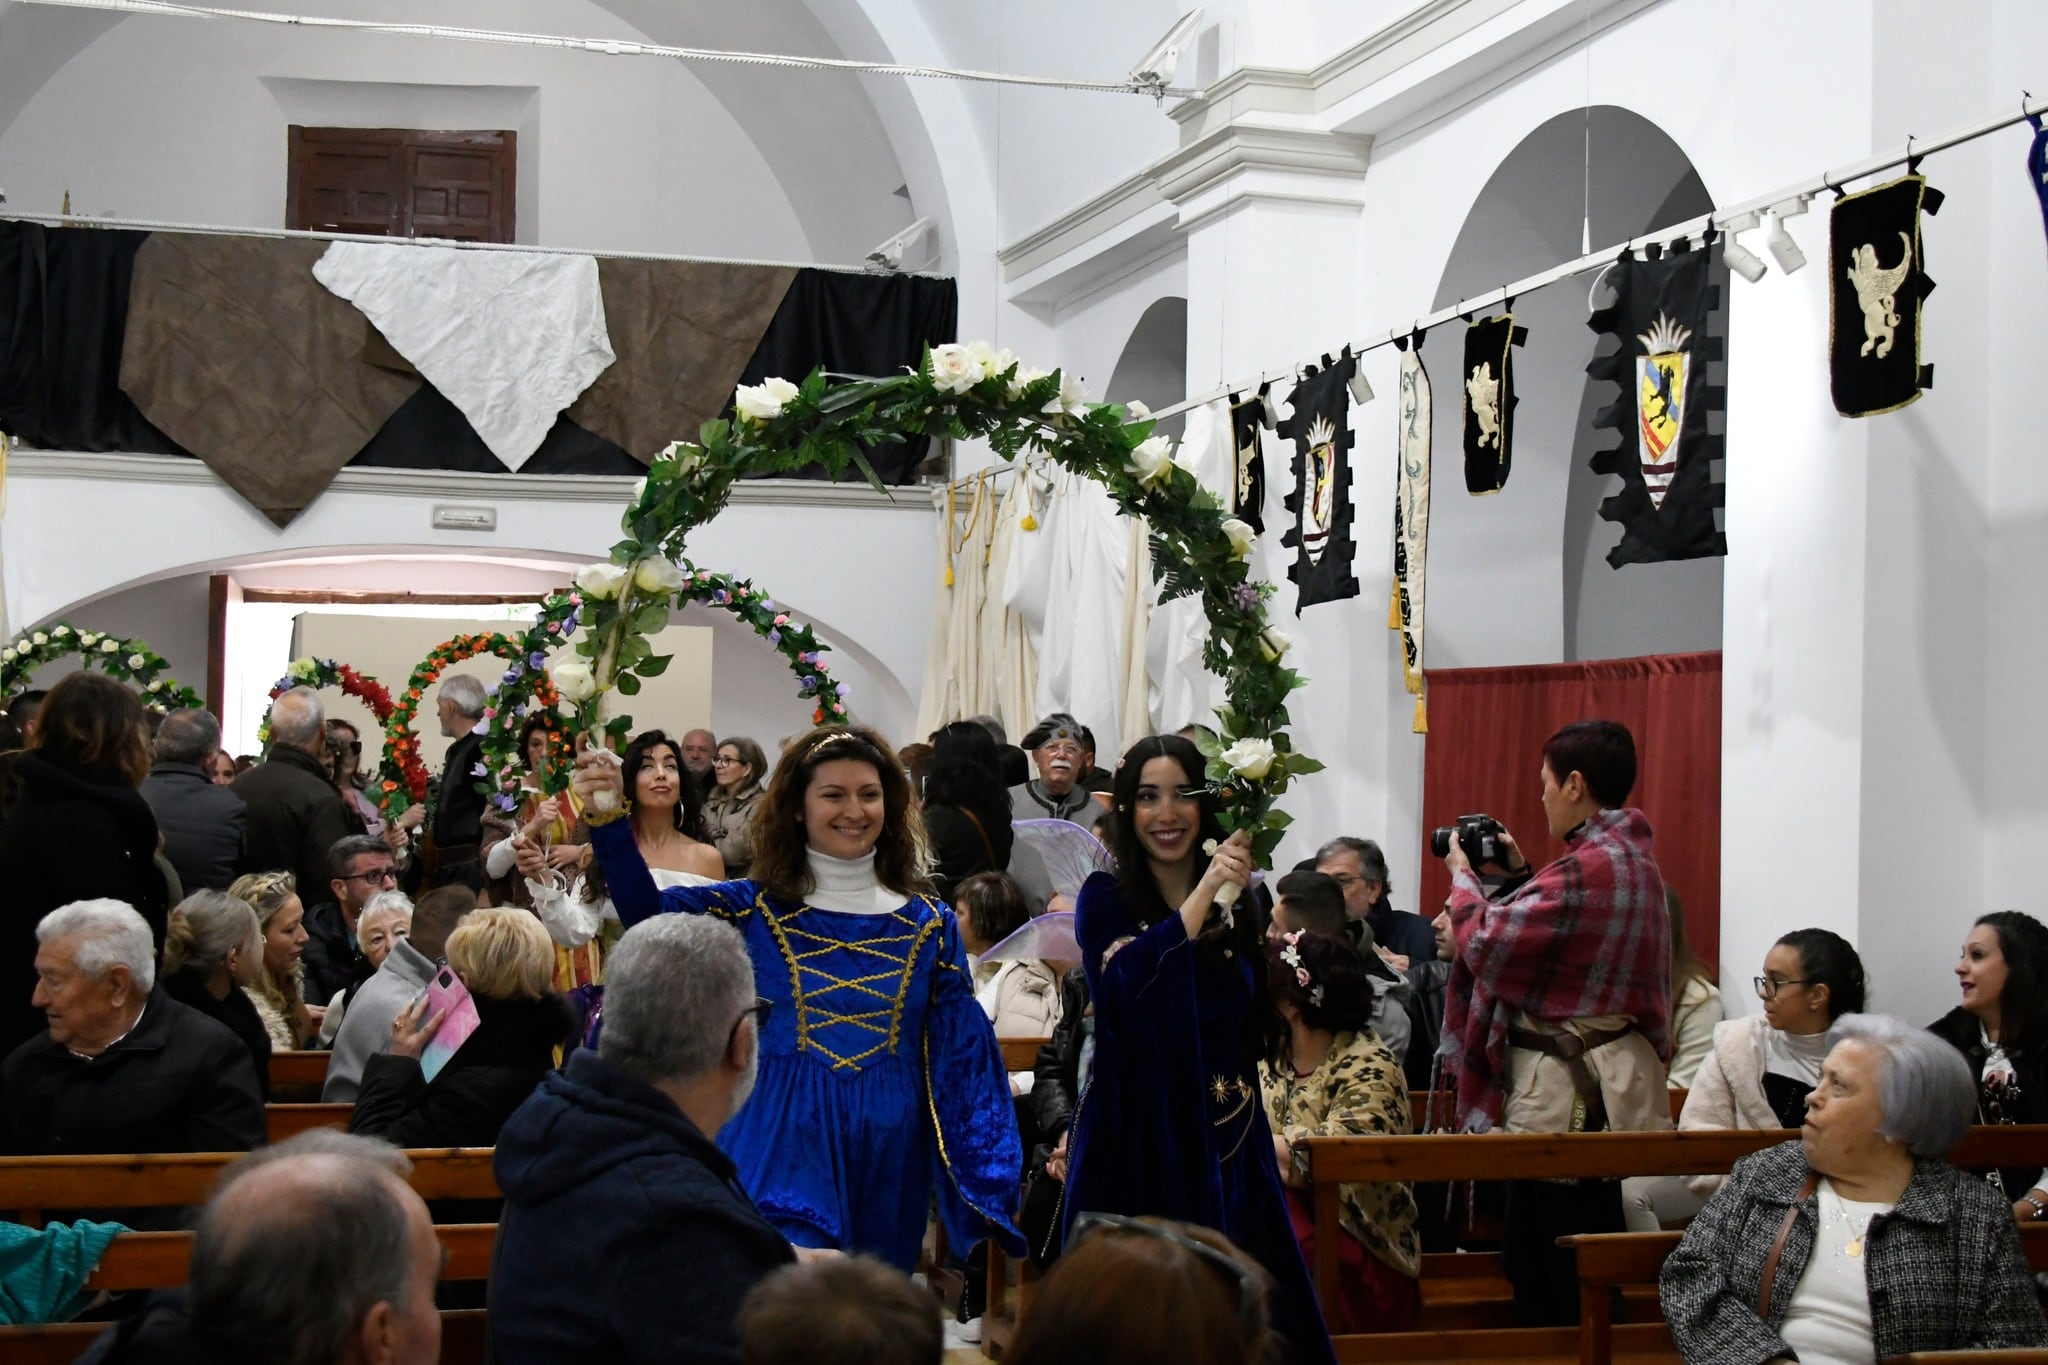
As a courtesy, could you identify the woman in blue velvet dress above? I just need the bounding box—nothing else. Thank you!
[574,725,1024,1270]
[1062,734,1335,1365]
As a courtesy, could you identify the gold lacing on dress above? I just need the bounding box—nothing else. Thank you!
[761,895,942,1071]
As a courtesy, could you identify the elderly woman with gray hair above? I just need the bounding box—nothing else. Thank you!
[1661,1013,2048,1363]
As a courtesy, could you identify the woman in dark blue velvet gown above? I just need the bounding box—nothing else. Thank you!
[1061,734,1336,1365]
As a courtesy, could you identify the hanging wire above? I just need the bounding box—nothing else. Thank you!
[13,0,1204,99]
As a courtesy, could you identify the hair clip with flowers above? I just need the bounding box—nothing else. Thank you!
[1278,930,1325,1007]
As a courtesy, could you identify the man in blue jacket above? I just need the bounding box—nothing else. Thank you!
[490,914,802,1364]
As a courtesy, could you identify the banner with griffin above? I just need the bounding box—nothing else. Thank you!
[1461,313,1524,494]
[1830,172,1942,419]
[1277,355,1361,613]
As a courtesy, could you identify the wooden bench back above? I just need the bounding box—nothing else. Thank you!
[264,1103,353,1142]
[0,1149,500,1225]
[265,1050,331,1099]
[0,1310,487,1365]
[999,1036,1048,1074]
[85,1222,497,1290]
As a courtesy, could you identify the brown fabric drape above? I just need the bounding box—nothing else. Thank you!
[1418,651,1722,969]
[565,259,796,464]
[120,234,420,526]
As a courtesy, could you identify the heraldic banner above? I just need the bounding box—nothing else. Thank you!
[1391,339,1433,732]
[1228,391,1268,534]
[1587,242,1727,566]
[1461,313,1524,495]
[1830,172,1941,418]
[1278,355,1361,614]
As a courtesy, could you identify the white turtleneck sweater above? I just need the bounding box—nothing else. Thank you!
[804,848,902,915]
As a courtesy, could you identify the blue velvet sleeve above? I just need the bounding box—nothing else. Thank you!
[922,902,1027,1257]
[587,820,758,927]
[1077,871,1194,1038]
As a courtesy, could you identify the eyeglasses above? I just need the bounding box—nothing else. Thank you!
[727,997,772,1047]
[345,866,400,886]
[1754,975,1816,1000]
[1069,1213,1263,1342]
[713,756,742,767]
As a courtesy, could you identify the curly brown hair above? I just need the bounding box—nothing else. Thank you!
[750,725,931,903]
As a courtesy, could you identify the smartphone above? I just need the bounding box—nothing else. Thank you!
[417,967,482,1083]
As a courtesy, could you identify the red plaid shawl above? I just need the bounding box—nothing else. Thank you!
[1441,808,1671,1132]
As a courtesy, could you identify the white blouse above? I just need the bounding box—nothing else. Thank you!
[527,865,714,946]
[1778,1179,1892,1365]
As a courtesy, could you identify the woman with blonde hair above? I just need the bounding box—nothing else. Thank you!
[228,870,318,1050]
[349,906,578,1148]
[572,724,1024,1270]
[161,889,271,1092]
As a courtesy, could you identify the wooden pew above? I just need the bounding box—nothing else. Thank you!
[264,1103,353,1142]
[999,1036,1048,1074]
[1564,1225,2048,1365]
[0,1314,488,1365]
[83,1222,498,1290]
[266,1050,331,1100]
[0,1149,500,1226]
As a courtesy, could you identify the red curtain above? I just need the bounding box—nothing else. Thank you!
[1417,651,1722,970]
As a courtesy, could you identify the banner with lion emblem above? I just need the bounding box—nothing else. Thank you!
[1277,354,1361,614]
[1586,241,1727,565]
[1829,172,1942,418]
[1461,312,1524,494]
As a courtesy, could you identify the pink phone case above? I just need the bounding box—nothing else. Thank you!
[418,967,481,1082]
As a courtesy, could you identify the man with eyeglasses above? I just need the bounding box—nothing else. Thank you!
[1008,713,1099,825]
[1313,835,1438,972]
[301,834,398,1003]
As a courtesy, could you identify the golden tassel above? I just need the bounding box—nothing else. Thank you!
[1388,581,1403,630]
[1020,512,1038,532]
[1413,694,1428,734]
[944,563,954,587]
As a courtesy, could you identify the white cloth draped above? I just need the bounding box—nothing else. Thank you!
[313,242,615,471]
[914,472,1041,740]
[1144,400,1232,733]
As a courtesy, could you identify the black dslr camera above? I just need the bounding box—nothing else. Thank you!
[1430,813,1505,864]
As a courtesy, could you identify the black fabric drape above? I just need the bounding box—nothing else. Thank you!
[349,385,643,475]
[0,222,184,454]
[732,269,958,483]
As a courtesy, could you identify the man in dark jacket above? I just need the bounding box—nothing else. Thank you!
[1317,835,1439,969]
[1,900,263,1157]
[426,675,489,892]
[140,709,246,893]
[301,834,395,1003]
[491,914,797,1364]
[232,687,351,907]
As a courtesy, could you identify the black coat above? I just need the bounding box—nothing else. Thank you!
[231,745,352,909]
[1031,966,1092,1146]
[0,752,169,1057]
[350,993,577,1150]
[139,762,246,893]
[162,969,271,1100]
[299,900,370,1006]
[491,1049,796,1364]
[433,732,487,849]
[1927,1005,2048,1198]
[76,1293,258,1365]
[0,986,265,1156]
[923,801,1014,902]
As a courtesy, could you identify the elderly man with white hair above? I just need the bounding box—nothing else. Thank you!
[0,899,263,1156]
[1662,1012,2048,1362]
[77,1131,442,1365]
[425,673,491,891]
[232,686,353,912]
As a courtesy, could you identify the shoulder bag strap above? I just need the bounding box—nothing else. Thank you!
[960,808,998,867]
[1756,1174,1819,1319]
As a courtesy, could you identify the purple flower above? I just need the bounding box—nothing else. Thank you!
[762,599,776,612]
[767,629,782,646]
[711,590,730,606]
[1233,584,1262,611]
[800,677,817,694]
[529,651,547,669]
[491,792,518,813]
[502,669,520,685]
[835,682,849,698]
[471,762,488,777]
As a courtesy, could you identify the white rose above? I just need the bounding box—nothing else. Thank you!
[1006,366,1049,402]
[734,376,800,423]
[128,653,146,669]
[0,650,12,664]
[50,627,69,639]
[1126,400,1151,421]
[1126,435,1175,486]
[1258,628,1291,662]
[551,659,598,703]
[1219,737,1279,780]
[1222,518,1258,559]
[967,341,1016,382]
[1042,372,1090,419]
[669,443,706,475]
[630,476,648,505]
[30,633,45,646]
[632,557,688,596]
[928,343,983,396]
[100,639,119,654]
[147,679,163,692]
[573,563,631,600]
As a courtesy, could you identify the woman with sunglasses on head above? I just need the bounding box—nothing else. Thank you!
[1676,929,1865,1199]
[572,724,1023,1271]
[1927,910,2048,1223]
[1058,733,1334,1365]
[324,718,387,842]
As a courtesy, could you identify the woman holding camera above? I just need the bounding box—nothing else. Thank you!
[1060,734,1334,1365]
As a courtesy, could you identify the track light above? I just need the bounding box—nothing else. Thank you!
[1348,366,1374,406]
[1718,212,1769,283]
[1128,8,1205,97]
[1765,198,1809,275]
[866,217,934,272]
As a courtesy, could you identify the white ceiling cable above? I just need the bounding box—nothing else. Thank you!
[12,0,1205,99]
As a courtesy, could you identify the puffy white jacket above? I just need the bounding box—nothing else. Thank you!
[1675,1014,1784,1197]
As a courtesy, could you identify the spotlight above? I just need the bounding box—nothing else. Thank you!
[1128,8,1205,96]
[1719,212,1769,284]
[1348,365,1374,406]
[1764,198,1809,275]
[866,217,934,273]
